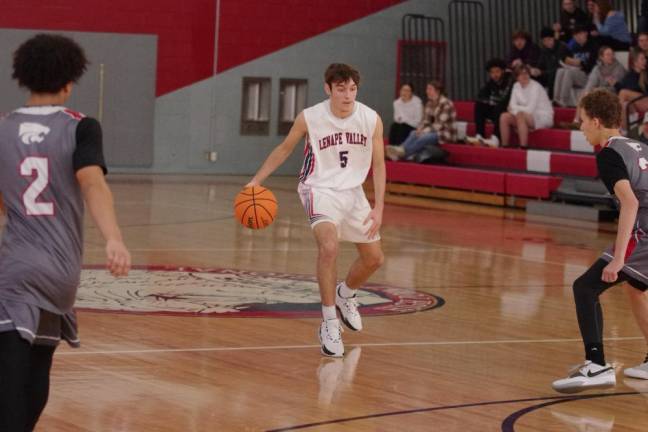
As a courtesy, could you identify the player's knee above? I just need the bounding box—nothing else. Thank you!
[572,274,592,301]
[363,250,384,270]
[318,240,338,262]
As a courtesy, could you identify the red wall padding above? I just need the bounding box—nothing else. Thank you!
[0,0,402,95]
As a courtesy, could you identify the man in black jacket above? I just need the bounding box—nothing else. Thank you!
[533,27,570,96]
[466,58,513,147]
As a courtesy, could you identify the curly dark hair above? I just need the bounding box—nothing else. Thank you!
[485,58,507,71]
[324,63,360,87]
[579,89,621,128]
[12,34,88,93]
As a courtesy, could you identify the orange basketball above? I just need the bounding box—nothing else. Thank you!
[234,186,278,229]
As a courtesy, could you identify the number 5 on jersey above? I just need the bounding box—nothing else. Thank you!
[339,151,349,168]
[21,157,54,216]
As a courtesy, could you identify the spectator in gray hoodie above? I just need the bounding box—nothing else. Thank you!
[572,45,626,123]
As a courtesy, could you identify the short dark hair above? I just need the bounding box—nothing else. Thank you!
[579,89,621,128]
[324,63,360,87]
[485,58,507,71]
[12,33,88,93]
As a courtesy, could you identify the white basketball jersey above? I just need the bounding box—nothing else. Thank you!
[300,100,377,190]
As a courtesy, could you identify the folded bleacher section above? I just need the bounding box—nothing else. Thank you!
[381,101,618,221]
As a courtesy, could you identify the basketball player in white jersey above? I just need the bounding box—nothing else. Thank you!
[246,63,385,357]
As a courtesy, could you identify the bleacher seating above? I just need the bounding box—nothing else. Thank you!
[382,100,614,219]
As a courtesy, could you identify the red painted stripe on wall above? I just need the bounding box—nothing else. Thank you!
[1,0,403,95]
[216,0,404,73]
[0,0,216,96]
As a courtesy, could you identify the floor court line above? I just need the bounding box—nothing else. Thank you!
[265,391,646,432]
[56,336,644,356]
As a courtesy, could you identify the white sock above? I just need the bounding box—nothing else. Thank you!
[338,281,356,298]
[322,305,337,320]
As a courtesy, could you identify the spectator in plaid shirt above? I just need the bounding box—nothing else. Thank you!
[385,80,456,161]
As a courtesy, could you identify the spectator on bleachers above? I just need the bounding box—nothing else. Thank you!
[389,83,423,145]
[532,27,570,95]
[616,48,647,94]
[591,0,631,51]
[639,112,648,145]
[554,0,593,43]
[466,58,513,147]
[384,80,456,161]
[507,30,540,69]
[553,26,599,107]
[584,46,626,93]
[571,46,626,124]
[616,48,648,129]
[637,32,648,56]
[500,65,554,148]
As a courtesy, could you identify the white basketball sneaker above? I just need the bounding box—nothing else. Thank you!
[319,318,344,357]
[335,284,363,331]
[624,355,648,379]
[552,361,616,394]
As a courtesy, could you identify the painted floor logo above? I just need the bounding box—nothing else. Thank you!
[76,266,444,317]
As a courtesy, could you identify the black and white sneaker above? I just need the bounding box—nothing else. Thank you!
[335,284,362,331]
[552,361,616,394]
[318,318,344,357]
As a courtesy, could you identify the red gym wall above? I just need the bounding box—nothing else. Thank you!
[0,0,402,96]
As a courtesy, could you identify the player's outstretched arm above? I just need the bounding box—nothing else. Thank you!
[246,112,308,187]
[364,116,385,239]
[76,167,131,277]
[603,179,638,283]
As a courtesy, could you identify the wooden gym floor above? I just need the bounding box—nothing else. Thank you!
[10,174,648,431]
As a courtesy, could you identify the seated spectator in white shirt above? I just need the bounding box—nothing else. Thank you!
[500,65,554,148]
[389,83,423,145]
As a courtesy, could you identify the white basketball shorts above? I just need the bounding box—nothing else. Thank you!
[297,183,380,243]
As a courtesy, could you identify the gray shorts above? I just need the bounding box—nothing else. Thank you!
[0,299,80,347]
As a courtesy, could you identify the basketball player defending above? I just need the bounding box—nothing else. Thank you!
[552,89,648,393]
[246,63,385,357]
[0,34,131,431]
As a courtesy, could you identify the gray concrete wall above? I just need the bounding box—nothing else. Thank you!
[0,29,157,168]
[147,0,451,175]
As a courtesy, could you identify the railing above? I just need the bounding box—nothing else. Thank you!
[627,93,648,137]
[398,14,447,98]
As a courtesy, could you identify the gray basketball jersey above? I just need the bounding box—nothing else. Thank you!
[607,137,648,210]
[0,106,85,314]
[600,136,648,283]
